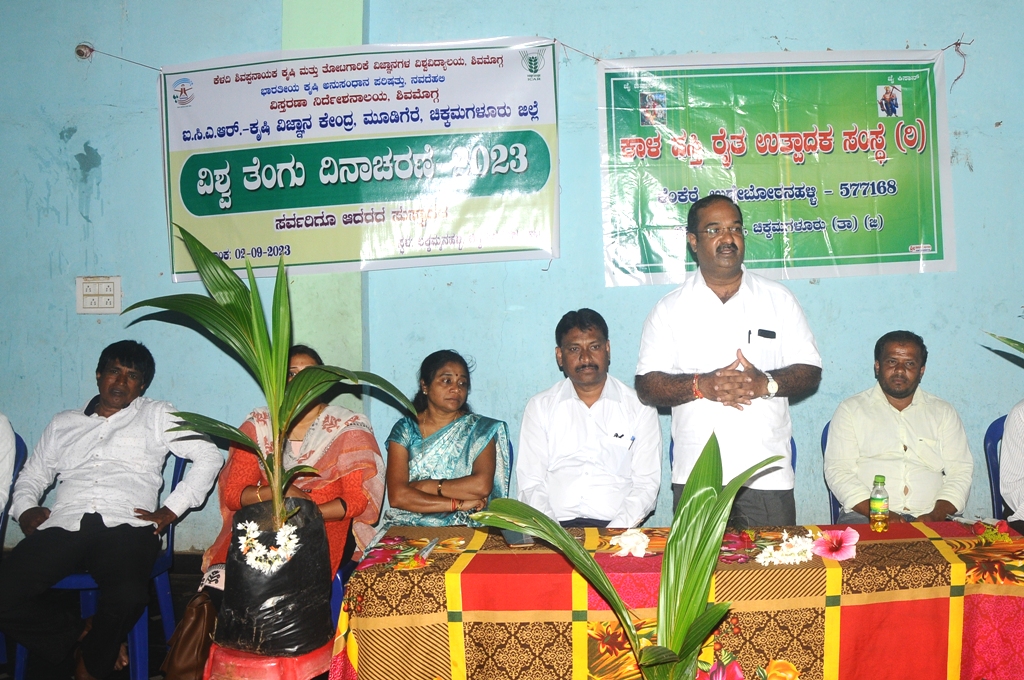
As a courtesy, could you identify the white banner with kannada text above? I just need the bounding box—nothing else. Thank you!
[161,37,559,281]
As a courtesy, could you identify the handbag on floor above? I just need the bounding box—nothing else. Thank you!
[160,590,217,680]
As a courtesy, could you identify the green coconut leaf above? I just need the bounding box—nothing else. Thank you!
[270,256,291,428]
[244,261,276,414]
[986,332,1024,356]
[477,436,778,680]
[667,452,782,656]
[168,411,260,452]
[279,365,362,432]
[125,230,423,530]
[352,368,415,411]
[280,464,320,490]
[659,434,723,652]
[351,370,417,414]
[123,294,259,374]
[176,226,252,332]
[639,645,679,667]
[473,499,641,657]
[677,602,731,664]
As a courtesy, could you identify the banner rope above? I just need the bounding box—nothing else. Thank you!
[940,34,974,93]
[74,42,161,71]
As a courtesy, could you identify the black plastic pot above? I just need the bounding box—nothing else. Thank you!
[215,497,333,656]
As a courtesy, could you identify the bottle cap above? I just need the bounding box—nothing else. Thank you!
[874,474,885,485]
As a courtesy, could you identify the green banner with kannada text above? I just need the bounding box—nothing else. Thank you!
[598,51,955,286]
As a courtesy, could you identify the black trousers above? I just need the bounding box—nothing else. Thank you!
[0,513,159,679]
[672,484,797,529]
[558,518,610,528]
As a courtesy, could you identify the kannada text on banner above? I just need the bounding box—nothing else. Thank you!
[161,38,558,281]
[598,51,955,286]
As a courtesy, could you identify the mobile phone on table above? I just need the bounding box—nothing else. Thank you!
[501,529,535,547]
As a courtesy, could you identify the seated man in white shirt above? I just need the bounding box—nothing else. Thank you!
[824,331,973,524]
[999,398,1024,535]
[516,309,662,528]
[0,341,223,680]
[0,411,15,510]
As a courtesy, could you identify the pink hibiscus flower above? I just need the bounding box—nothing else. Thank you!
[811,527,859,561]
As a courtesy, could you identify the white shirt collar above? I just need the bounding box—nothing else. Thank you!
[555,375,620,405]
[692,264,751,300]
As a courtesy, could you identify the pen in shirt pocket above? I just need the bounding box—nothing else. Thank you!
[628,436,635,450]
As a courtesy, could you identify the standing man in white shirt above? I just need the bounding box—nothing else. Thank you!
[635,195,822,528]
[516,309,662,528]
[0,340,223,680]
[824,331,972,524]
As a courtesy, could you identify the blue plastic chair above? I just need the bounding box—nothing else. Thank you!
[0,433,29,666]
[330,559,359,624]
[820,421,842,524]
[984,415,1008,520]
[506,441,514,497]
[14,455,188,680]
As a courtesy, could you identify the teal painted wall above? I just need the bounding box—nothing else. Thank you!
[0,2,284,550]
[1,1,1021,551]
[362,1,1024,526]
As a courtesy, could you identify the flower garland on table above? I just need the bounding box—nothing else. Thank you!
[754,530,815,566]
[236,521,301,574]
[608,528,651,557]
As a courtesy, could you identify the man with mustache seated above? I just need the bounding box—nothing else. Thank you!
[824,331,973,524]
[516,309,662,528]
[635,195,822,528]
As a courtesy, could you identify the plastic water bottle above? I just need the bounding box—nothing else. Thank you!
[869,475,889,532]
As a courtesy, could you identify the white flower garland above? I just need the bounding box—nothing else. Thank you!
[754,530,815,566]
[236,520,301,574]
[608,528,651,558]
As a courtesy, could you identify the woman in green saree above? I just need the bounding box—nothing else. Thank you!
[382,350,511,527]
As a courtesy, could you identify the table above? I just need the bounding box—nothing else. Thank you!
[327,523,1024,680]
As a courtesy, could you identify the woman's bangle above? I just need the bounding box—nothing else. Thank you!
[450,497,458,512]
[256,482,264,503]
[457,499,465,511]
[437,479,444,496]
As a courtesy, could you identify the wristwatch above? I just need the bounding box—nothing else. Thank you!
[762,372,778,399]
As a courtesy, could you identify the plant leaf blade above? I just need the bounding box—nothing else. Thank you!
[473,499,642,657]
[169,411,260,452]
[986,332,1024,356]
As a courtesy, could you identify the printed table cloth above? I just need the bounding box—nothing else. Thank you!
[328,523,1024,680]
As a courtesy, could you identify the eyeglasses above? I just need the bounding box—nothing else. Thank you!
[697,226,744,236]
